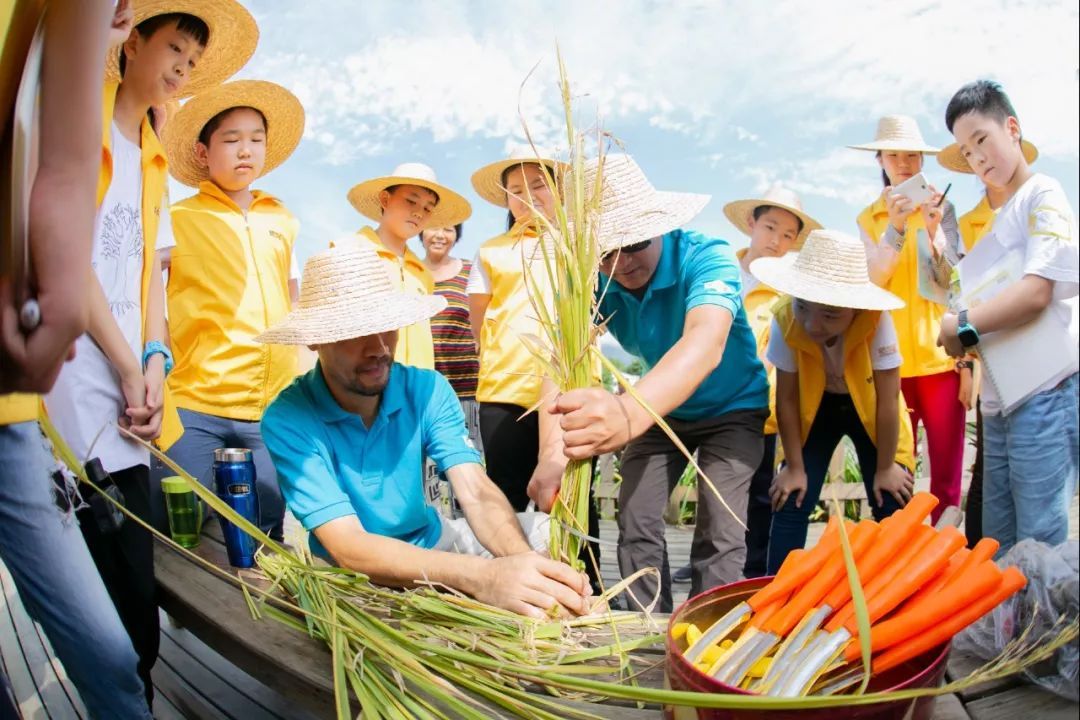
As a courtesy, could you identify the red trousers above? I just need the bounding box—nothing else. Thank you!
[902,370,966,523]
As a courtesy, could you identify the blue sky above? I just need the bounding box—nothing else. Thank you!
[171,0,1080,271]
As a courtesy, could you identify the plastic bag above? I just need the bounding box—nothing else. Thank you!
[954,539,1079,701]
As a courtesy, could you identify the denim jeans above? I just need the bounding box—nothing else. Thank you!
[0,421,151,719]
[982,373,1079,555]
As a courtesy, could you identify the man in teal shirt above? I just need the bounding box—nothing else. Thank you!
[531,155,768,612]
[260,245,591,619]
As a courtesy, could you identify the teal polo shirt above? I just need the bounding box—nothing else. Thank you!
[262,361,481,558]
[598,228,769,420]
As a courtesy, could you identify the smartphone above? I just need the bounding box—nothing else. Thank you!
[893,172,934,206]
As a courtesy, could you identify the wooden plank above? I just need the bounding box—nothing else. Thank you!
[151,654,230,720]
[150,684,186,720]
[29,620,86,719]
[931,693,970,720]
[0,560,63,718]
[945,651,1019,702]
[965,684,1077,720]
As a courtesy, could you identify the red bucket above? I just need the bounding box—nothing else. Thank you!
[664,577,950,720]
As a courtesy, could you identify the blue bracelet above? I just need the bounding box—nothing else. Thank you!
[143,340,174,375]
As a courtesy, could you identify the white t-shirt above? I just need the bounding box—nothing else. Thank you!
[767,311,902,394]
[740,263,760,297]
[46,124,175,472]
[971,174,1079,415]
[466,249,491,294]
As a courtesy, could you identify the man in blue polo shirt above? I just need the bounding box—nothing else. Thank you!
[530,155,768,612]
[258,245,591,620]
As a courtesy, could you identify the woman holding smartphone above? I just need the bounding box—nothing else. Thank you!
[850,115,964,525]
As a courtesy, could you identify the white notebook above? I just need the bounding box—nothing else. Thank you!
[956,234,1079,416]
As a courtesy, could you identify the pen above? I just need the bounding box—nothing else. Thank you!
[936,183,952,208]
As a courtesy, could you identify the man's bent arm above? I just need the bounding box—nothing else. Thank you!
[446,462,532,557]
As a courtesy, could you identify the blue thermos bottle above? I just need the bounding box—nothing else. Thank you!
[213,448,260,568]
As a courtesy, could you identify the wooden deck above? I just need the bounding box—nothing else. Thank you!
[3,500,1078,719]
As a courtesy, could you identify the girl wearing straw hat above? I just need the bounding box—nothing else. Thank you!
[750,229,916,573]
[936,135,1040,548]
[721,184,821,579]
[43,1,257,706]
[466,145,567,513]
[336,163,472,370]
[258,245,592,620]
[851,115,964,525]
[160,79,305,542]
[536,154,770,612]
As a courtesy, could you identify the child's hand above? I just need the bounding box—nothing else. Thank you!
[873,464,914,508]
[921,188,945,248]
[126,356,164,441]
[108,0,135,49]
[770,466,808,511]
[883,187,916,235]
[118,364,146,430]
[957,362,975,411]
[936,313,965,358]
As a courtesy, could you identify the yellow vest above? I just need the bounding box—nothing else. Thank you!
[474,222,554,408]
[775,297,915,472]
[97,82,182,449]
[958,195,997,252]
[0,1,42,425]
[167,181,299,420]
[331,227,435,369]
[857,198,953,379]
[737,249,780,435]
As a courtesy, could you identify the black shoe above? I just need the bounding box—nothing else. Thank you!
[672,564,692,583]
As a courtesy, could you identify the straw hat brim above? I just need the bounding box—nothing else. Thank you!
[937,139,1038,174]
[722,198,822,249]
[104,0,258,97]
[847,140,940,154]
[347,177,472,229]
[470,156,568,208]
[255,293,447,346]
[162,80,305,187]
[598,190,711,253]
[749,254,905,311]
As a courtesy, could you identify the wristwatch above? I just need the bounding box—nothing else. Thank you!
[143,340,174,375]
[957,309,980,348]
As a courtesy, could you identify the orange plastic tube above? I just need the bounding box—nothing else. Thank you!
[908,535,998,607]
[839,526,966,635]
[843,559,1003,662]
[764,520,880,637]
[895,491,940,526]
[747,518,842,611]
[871,567,1027,675]
[942,537,1000,592]
[826,524,935,632]
[821,515,913,611]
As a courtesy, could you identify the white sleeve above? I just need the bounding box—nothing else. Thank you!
[465,250,491,294]
[1022,179,1079,300]
[156,196,176,252]
[765,317,797,373]
[870,311,903,371]
[290,248,300,281]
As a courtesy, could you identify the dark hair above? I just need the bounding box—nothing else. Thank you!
[945,80,1019,133]
[505,210,516,232]
[876,151,891,187]
[198,106,268,146]
[752,204,804,236]
[384,184,440,204]
[118,13,210,76]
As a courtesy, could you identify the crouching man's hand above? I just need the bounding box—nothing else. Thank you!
[469,552,592,620]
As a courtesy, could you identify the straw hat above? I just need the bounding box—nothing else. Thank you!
[470,144,568,208]
[255,246,446,346]
[162,80,305,186]
[848,115,940,154]
[105,0,259,97]
[749,229,905,311]
[584,154,710,254]
[347,163,472,229]
[722,185,822,249]
[937,139,1039,174]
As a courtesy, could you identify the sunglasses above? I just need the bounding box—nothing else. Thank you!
[601,239,652,265]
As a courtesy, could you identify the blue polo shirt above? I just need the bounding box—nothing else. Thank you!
[262,362,481,558]
[598,229,768,420]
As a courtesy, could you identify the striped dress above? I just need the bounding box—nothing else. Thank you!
[431,260,480,398]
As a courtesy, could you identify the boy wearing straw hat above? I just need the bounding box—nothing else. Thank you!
[939,80,1078,554]
[936,133,1040,547]
[1,3,156,716]
[750,229,916,572]
[42,0,257,705]
[259,246,593,620]
[160,79,305,541]
[335,163,472,370]
[534,154,770,613]
[720,185,821,579]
